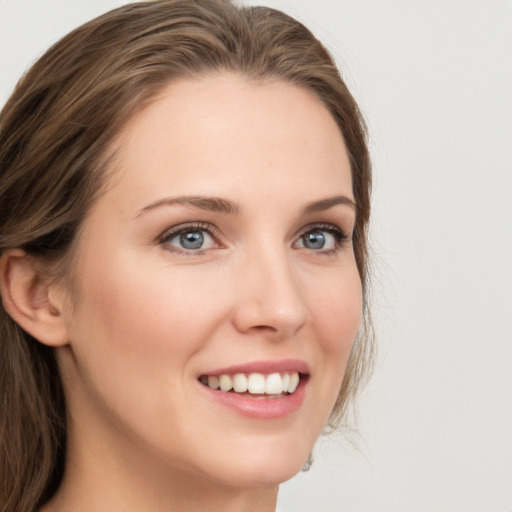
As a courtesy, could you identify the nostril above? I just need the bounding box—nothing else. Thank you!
[231,301,308,339]
[253,324,278,332]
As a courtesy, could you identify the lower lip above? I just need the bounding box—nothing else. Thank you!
[200,378,307,420]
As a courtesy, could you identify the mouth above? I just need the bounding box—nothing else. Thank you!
[197,360,310,419]
[198,371,305,398]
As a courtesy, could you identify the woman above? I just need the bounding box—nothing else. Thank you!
[0,1,372,510]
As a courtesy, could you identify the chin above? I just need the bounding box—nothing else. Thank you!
[194,438,312,489]
[209,462,305,490]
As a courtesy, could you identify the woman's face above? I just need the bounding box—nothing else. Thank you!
[56,73,362,489]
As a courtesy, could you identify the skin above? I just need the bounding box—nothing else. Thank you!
[42,73,362,512]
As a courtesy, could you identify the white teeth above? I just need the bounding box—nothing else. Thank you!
[282,373,290,392]
[247,373,266,394]
[219,374,233,392]
[265,373,282,394]
[288,372,300,393]
[202,371,301,395]
[233,373,248,392]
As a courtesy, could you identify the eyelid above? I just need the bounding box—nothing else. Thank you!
[293,222,352,252]
[297,222,350,240]
[156,221,352,255]
[158,221,224,253]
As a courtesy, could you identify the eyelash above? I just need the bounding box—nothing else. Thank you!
[296,223,351,256]
[159,222,223,255]
[158,222,351,255]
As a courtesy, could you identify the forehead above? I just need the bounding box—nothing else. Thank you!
[107,73,353,211]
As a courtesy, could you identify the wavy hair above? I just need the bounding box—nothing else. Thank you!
[0,1,372,510]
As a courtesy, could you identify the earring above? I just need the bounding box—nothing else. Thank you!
[301,453,313,472]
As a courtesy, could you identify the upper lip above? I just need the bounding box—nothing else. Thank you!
[200,359,310,377]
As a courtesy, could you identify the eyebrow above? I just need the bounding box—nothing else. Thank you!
[300,195,357,215]
[136,195,241,218]
[136,193,356,219]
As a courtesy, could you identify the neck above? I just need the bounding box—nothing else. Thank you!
[41,418,279,512]
[43,478,278,512]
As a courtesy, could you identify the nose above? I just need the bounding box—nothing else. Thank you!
[231,246,310,340]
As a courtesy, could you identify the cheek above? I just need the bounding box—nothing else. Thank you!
[308,264,363,394]
[65,245,233,398]
[312,266,362,349]
[61,254,226,446]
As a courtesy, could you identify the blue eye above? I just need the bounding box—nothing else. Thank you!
[302,231,328,249]
[161,224,217,252]
[178,231,205,250]
[294,225,347,252]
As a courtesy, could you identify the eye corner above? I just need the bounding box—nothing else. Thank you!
[293,223,351,255]
[158,221,224,255]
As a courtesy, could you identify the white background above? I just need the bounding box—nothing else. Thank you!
[1,1,511,511]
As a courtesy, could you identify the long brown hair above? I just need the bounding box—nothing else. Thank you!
[0,1,372,509]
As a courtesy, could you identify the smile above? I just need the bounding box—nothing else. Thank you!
[198,360,310,419]
[199,372,301,397]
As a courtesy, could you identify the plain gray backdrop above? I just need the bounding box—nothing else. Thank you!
[1,1,511,511]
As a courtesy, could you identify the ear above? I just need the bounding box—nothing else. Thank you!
[0,249,69,346]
